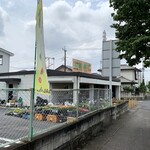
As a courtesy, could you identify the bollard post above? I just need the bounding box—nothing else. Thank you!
[133,98,135,108]
[114,106,117,120]
[135,98,137,107]
[128,99,131,109]
[133,98,137,109]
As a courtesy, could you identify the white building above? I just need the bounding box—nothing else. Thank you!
[0,48,14,73]
[0,69,120,104]
[119,64,142,91]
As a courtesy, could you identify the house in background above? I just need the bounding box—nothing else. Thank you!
[120,64,142,92]
[55,65,72,72]
[0,48,14,73]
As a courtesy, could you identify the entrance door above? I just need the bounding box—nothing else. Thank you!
[8,84,13,100]
[112,86,116,98]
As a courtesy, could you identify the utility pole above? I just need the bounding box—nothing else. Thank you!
[109,40,113,106]
[62,47,67,72]
[142,59,145,83]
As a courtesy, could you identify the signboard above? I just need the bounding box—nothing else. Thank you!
[102,40,120,77]
[72,59,91,73]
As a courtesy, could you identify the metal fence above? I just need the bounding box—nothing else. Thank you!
[0,88,110,148]
[121,92,144,100]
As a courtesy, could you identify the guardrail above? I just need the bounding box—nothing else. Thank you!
[0,88,111,148]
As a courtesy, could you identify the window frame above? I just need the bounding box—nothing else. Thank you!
[0,55,3,65]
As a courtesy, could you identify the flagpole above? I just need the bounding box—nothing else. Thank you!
[29,42,37,141]
[33,42,37,95]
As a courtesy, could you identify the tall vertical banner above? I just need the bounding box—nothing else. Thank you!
[35,0,50,94]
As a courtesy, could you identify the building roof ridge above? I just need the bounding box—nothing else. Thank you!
[0,48,14,56]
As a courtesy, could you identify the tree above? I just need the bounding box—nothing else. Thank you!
[123,86,134,93]
[139,82,147,94]
[110,0,150,67]
[146,81,150,93]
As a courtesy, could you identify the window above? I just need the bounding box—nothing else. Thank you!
[0,55,3,65]
[135,70,139,80]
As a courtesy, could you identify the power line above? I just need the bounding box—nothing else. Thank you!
[45,57,55,69]
[67,47,102,50]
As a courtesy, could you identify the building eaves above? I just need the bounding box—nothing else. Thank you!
[55,65,72,71]
[121,65,141,72]
[0,69,120,82]
[0,48,14,56]
[0,78,21,83]
[119,76,138,84]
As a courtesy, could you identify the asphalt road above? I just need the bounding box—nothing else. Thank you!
[82,100,150,150]
[0,107,58,146]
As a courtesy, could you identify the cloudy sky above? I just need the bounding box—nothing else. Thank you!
[0,0,149,81]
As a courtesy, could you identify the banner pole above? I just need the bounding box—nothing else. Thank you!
[29,43,37,141]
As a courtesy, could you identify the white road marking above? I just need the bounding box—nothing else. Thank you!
[4,145,10,148]
[0,137,14,142]
[15,141,22,144]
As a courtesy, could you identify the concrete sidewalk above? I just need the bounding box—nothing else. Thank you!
[81,101,150,150]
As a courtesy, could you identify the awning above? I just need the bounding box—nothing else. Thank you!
[0,78,21,83]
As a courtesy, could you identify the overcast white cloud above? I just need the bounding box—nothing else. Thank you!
[0,7,8,37]
[1,0,148,81]
[1,0,115,72]
[0,10,4,36]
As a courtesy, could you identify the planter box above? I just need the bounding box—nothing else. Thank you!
[67,117,77,124]
[35,113,46,121]
[46,115,59,123]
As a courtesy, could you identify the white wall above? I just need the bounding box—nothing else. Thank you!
[0,51,10,73]
[17,74,33,89]
[0,82,6,89]
[0,74,34,105]
[121,70,135,81]
[0,82,7,100]
[17,74,34,106]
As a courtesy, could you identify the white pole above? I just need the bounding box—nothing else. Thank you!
[109,40,113,106]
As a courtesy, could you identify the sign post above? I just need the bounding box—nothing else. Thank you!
[102,40,120,106]
[109,40,113,106]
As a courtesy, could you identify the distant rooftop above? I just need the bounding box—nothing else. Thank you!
[121,64,141,72]
[0,48,14,56]
[119,76,138,84]
[55,65,72,71]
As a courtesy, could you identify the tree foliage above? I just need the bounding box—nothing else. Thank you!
[123,86,134,93]
[139,82,147,93]
[110,0,150,67]
[146,81,150,93]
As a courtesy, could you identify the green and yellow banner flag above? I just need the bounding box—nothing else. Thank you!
[34,0,50,94]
